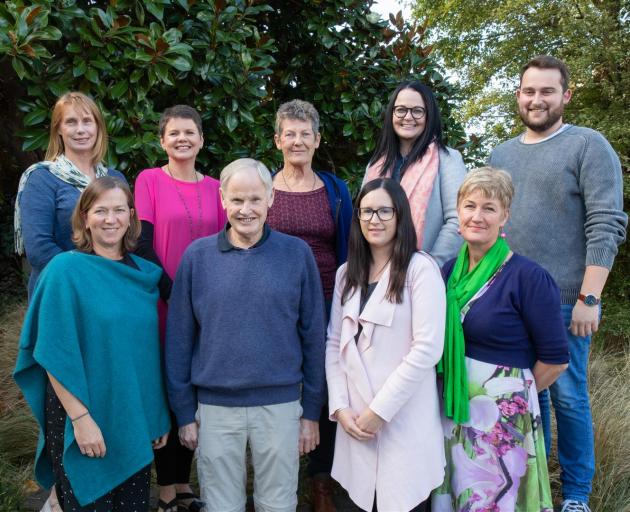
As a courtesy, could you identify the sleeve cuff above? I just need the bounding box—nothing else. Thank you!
[301,397,323,421]
[585,247,617,269]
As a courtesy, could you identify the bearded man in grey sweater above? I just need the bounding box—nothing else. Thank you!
[489,55,627,512]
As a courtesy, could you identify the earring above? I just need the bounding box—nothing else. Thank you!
[500,227,506,239]
[457,227,461,235]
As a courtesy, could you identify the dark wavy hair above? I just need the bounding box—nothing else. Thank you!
[369,80,446,178]
[342,178,417,305]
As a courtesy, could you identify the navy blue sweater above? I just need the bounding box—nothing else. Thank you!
[165,228,327,426]
[443,254,569,369]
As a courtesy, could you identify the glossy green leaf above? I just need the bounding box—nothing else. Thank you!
[145,2,164,22]
[225,112,238,132]
[84,67,98,83]
[22,109,47,126]
[110,81,128,99]
[166,55,192,72]
[38,26,62,41]
[12,58,26,79]
[21,129,49,151]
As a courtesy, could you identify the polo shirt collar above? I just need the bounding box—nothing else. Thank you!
[218,223,271,252]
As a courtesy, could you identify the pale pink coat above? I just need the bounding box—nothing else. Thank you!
[326,253,446,511]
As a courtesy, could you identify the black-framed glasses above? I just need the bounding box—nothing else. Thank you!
[356,207,396,221]
[393,106,426,120]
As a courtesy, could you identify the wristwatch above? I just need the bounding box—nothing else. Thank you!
[578,293,600,306]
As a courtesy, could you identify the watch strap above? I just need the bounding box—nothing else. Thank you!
[578,293,600,306]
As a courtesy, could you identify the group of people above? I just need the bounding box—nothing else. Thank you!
[12,54,626,512]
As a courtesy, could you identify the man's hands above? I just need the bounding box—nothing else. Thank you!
[299,418,320,455]
[571,300,599,337]
[179,421,199,451]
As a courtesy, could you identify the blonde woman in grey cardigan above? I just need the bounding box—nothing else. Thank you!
[364,80,466,265]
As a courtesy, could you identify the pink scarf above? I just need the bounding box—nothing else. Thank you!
[364,142,439,249]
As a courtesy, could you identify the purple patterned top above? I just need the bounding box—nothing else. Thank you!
[267,187,336,300]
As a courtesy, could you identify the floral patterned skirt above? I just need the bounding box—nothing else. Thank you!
[432,357,553,512]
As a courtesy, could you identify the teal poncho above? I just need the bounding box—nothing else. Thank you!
[14,251,170,505]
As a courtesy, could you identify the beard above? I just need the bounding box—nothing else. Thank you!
[519,103,564,133]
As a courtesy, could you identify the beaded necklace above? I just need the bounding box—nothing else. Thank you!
[165,164,203,242]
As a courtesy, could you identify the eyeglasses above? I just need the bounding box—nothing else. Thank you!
[393,106,426,120]
[356,207,396,221]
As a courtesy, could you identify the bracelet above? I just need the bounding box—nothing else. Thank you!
[71,411,89,423]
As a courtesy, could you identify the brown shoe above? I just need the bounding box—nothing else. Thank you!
[310,475,337,512]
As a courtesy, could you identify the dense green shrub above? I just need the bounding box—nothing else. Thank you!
[0,0,472,188]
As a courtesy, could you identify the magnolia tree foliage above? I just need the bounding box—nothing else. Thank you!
[0,0,471,191]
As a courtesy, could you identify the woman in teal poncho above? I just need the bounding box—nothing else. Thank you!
[14,176,171,511]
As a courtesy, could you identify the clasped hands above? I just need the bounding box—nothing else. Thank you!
[335,407,384,441]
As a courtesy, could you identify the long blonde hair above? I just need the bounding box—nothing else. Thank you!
[45,91,108,164]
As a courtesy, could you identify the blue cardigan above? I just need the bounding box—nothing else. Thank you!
[442,254,569,369]
[316,170,353,265]
[19,165,126,298]
[14,251,170,505]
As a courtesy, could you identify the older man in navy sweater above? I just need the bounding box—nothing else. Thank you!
[166,158,326,512]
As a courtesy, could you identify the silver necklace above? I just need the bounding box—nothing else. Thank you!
[281,169,316,192]
[166,165,203,242]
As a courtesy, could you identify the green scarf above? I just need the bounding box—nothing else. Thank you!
[438,237,510,424]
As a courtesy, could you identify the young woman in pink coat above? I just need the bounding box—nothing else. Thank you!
[326,178,446,511]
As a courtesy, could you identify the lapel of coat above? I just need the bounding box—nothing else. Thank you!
[338,266,397,405]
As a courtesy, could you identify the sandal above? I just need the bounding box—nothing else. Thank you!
[157,497,179,512]
[176,492,205,512]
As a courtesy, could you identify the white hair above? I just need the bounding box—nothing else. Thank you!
[219,158,273,197]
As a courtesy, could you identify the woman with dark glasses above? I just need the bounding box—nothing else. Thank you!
[363,80,467,265]
[326,178,446,511]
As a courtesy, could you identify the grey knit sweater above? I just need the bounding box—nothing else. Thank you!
[489,125,627,304]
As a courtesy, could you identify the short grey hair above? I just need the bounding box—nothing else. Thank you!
[457,166,514,211]
[220,158,273,197]
[275,99,320,135]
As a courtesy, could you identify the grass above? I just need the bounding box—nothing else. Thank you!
[1,302,629,511]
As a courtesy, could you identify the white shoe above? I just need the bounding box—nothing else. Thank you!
[561,500,592,512]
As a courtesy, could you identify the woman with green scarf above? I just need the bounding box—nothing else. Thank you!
[432,167,569,512]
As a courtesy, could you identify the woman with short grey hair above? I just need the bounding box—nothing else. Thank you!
[267,99,353,510]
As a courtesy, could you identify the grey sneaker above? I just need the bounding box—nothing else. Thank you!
[561,500,592,512]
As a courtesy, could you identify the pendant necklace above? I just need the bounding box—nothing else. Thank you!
[166,164,203,242]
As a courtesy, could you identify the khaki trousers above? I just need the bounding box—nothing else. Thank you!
[197,400,302,512]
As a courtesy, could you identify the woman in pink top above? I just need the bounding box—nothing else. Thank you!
[134,105,226,512]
